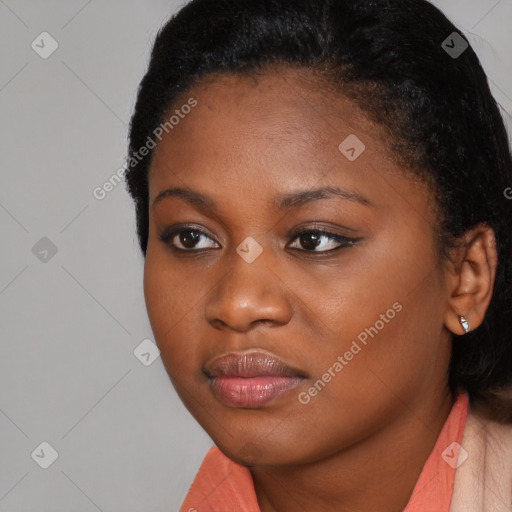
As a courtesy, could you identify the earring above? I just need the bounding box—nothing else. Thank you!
[460,316,470,334]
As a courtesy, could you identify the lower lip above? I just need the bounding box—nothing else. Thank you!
[209,375,304,408]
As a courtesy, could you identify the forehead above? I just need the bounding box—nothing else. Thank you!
[146,68,438,242]
[175,69,384,138]
[148,67,399,186]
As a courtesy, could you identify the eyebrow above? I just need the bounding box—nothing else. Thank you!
[152,186,371,212]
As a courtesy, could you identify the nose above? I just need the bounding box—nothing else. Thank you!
[204,249,293,332]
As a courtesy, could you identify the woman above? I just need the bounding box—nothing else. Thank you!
[124,0,512,510]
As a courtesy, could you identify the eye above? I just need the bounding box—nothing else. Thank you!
[158,225,358,254]
[158,227,219,251]
[287,229,357,253]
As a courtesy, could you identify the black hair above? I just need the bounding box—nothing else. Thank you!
[124,0,512,418]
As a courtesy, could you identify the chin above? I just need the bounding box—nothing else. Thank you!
[214,436,305,468]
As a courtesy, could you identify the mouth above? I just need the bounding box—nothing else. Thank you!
[204,351,307,408]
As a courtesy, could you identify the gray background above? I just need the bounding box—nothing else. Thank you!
[0,1,511,511]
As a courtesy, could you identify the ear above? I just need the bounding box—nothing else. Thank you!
[444,223,498,335]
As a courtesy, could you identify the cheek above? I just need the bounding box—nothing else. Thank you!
[290,289,446,456]
[143,246,197,327]
[143,254,172,333]
[308,235,446,396]
[143,251,200,375]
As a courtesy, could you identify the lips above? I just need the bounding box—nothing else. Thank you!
[204,351,306,408]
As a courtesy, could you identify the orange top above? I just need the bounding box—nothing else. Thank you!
[179,391,469,512]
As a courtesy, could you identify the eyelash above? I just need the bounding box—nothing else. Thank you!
[157,225,359,255]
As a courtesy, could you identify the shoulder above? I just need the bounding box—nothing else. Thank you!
[449,396,512,512]
[463,394,512,465]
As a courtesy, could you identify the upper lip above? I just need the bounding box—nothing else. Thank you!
[204,351,307,378]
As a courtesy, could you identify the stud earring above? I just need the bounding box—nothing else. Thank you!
[460,316,470,334]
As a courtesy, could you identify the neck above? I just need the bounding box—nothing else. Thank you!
[250,386,454,512]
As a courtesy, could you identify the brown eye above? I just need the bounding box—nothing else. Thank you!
[158,227,219,251]
[288,229,357,253]
[297,232,322,251]
[158,226,358,254]
[177,230,201,249]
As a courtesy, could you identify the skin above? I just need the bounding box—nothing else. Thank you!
[143,67,497,512]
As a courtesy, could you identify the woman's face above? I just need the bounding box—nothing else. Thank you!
[144,68,453,466]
